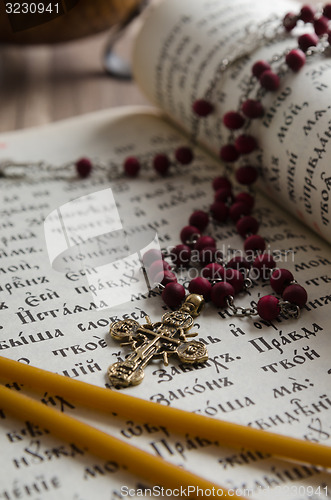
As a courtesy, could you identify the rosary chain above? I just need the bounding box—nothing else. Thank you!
[226,295,258,317]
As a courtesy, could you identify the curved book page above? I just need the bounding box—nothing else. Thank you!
[133,0,331,243]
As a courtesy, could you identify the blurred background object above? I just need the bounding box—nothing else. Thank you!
[0,0,318,133]
[0,0,142,44]
[0,0,150,132]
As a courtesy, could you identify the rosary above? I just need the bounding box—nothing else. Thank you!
[3,3,329,388]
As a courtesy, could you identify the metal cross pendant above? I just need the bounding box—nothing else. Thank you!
[107,294,208,388]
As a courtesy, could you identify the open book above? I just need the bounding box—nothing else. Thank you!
[0,0,330,498]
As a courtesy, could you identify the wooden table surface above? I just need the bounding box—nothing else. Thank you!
[0,0,310,133]
[0,27,149,133]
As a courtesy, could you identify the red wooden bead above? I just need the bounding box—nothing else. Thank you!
[76,157,92,178]
[252,60,271,79]
[244,235,266,253]
[242,99,264,119]
[211,282,235,308]
[323,4,331,19]
[252,254,276,279]
[285,49,306,72]
[223,111,245,130]
[283,12,298,31]
[235,135,257,155]
[270,268,294,294]
[142,249,163,268]
[153,154,170,175]
[175,146,194,165]
[214,187,234,203]
[227,256,251,271]
[162,282,186,308]
[194,236,216,251]
[154,270,177,286]
[171,244,191,268]
[210,201,229,223]
[149,259,171,280]
[189,210,209,231]
[235,192,255,210]
[236,215,259,237]
[314,16,329,36]
[212,176,232,191]
[282,284,308,308]
[201,262,225,280]
[257,295,280,320]
[229,202,251,222]
[188,277,212,301]
[124,156,141,177]
[298,33,319,52]
[220,144,240,162]
[259,71,280,91]
[193,99,214,117]
[300,5,316,23]
[180,225,201,245]
[199,246,220,265]
[224,268,244,293]
[235,165,258,185]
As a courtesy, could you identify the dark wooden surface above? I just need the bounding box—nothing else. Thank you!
[0,0,308,133]
[0,27,149,133]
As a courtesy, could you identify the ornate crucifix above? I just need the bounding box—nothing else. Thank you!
[107,294,208,388]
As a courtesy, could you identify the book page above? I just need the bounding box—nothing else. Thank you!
[0,108,330,499]
[133,0,331,244]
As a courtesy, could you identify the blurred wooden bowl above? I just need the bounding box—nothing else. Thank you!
[0,0,142,44]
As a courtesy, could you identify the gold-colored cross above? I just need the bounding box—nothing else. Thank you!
[107,294,208,388]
